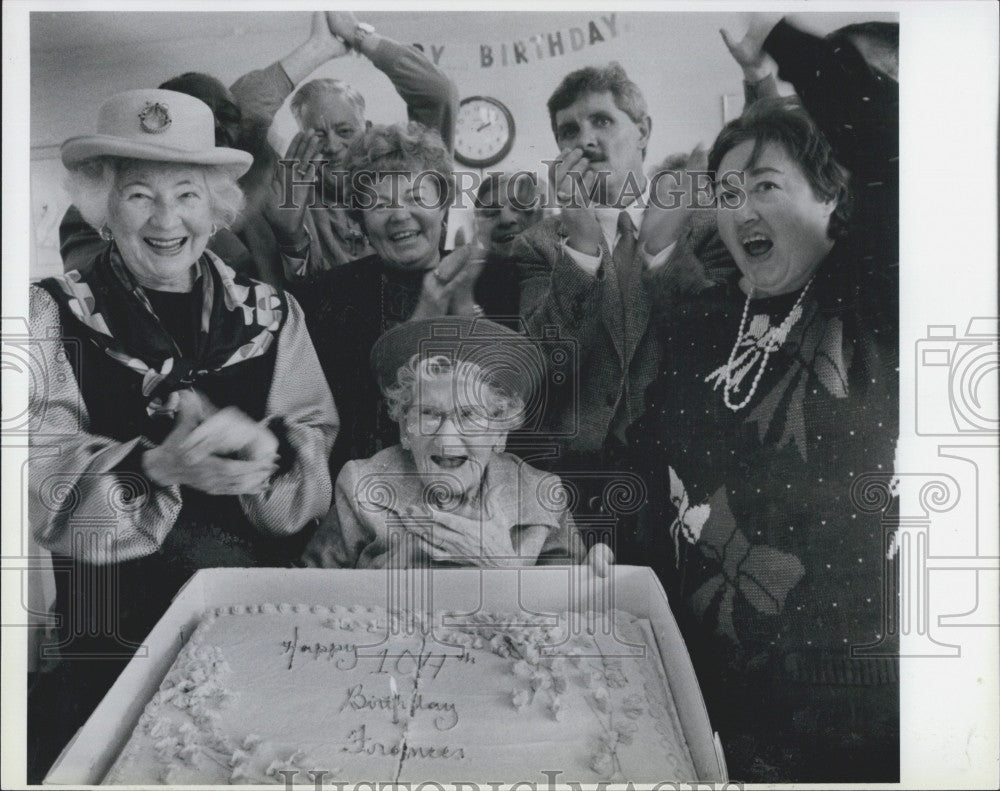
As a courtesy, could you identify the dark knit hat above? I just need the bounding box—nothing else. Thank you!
[370,317,544,404]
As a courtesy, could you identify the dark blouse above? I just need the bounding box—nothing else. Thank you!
[290,256,425,480]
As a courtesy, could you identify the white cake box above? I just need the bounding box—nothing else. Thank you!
[45,566,728,786]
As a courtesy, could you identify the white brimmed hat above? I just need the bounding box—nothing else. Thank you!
[60,89,253,177]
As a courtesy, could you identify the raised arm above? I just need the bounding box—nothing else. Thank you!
[512,221,606,351]
[762,15,898,325]
[720,14,897,174]
[325,11,459,150]
[230,11,349,128]
[762,17,898,177]
[720,14,782,86]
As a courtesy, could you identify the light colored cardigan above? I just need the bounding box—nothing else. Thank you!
[302,445,586,569]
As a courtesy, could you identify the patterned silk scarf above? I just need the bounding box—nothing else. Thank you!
[41,243,286,417]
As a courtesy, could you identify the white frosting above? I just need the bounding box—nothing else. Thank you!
[104,605,695,784]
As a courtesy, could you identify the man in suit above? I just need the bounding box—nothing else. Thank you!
[512,62,693,559]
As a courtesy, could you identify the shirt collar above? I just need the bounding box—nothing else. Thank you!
[592,175,649,248]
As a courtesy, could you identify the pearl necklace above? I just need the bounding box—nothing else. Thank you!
[705,277,815,412]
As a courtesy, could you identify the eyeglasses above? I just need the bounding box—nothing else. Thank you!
[406,405,498,435]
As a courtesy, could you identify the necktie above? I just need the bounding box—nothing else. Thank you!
[606,210,637,445]
[612,210,638,294]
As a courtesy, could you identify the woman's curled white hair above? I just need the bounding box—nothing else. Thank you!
[384,354,525,431]
[64,156,245,232]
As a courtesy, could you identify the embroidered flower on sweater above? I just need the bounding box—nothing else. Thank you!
[686,487,805,644]
[667,467,711,567]
[744,310,849,463]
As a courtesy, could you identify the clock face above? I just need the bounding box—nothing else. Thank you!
[454,96,515,168]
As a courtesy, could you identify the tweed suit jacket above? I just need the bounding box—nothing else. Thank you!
[512,214,661,454]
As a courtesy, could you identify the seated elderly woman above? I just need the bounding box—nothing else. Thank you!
[632,97,897,780]
[303,317,612,571]
[29,89,337,746]
[292,121,487,481]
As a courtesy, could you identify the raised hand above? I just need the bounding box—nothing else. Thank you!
[325,10,360,46]
[720,13,782,81]
[550,146,603,257]
[308,10,349,59]
[279,12,350,86]
[411,243,487,319]
[639,142,709,261]
[262,131,324,245]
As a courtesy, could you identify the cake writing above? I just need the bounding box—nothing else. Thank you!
[370,646,474,679]
[339,683,459,730]
[281,627,359,670]
[342,725,465,759]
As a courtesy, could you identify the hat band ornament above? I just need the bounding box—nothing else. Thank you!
[138,102,172,134]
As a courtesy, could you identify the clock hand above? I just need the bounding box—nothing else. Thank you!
[475,121,493,132]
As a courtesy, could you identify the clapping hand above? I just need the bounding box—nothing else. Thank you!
[325,11,360,48]
[639,142,709,263]
[278,12,350,88]
[262,131,324,247]
[412,243,488,319]
[309,10,350,59]
[142,390,278,496]
[179,405,278,466]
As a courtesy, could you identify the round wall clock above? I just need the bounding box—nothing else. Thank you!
[454,96,516,168]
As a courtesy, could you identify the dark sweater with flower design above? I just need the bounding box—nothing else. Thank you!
[633,234,898,768]
[628,20,899,781]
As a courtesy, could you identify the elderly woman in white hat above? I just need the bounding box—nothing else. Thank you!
[28,89,338,741]
[302,316,612,573]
